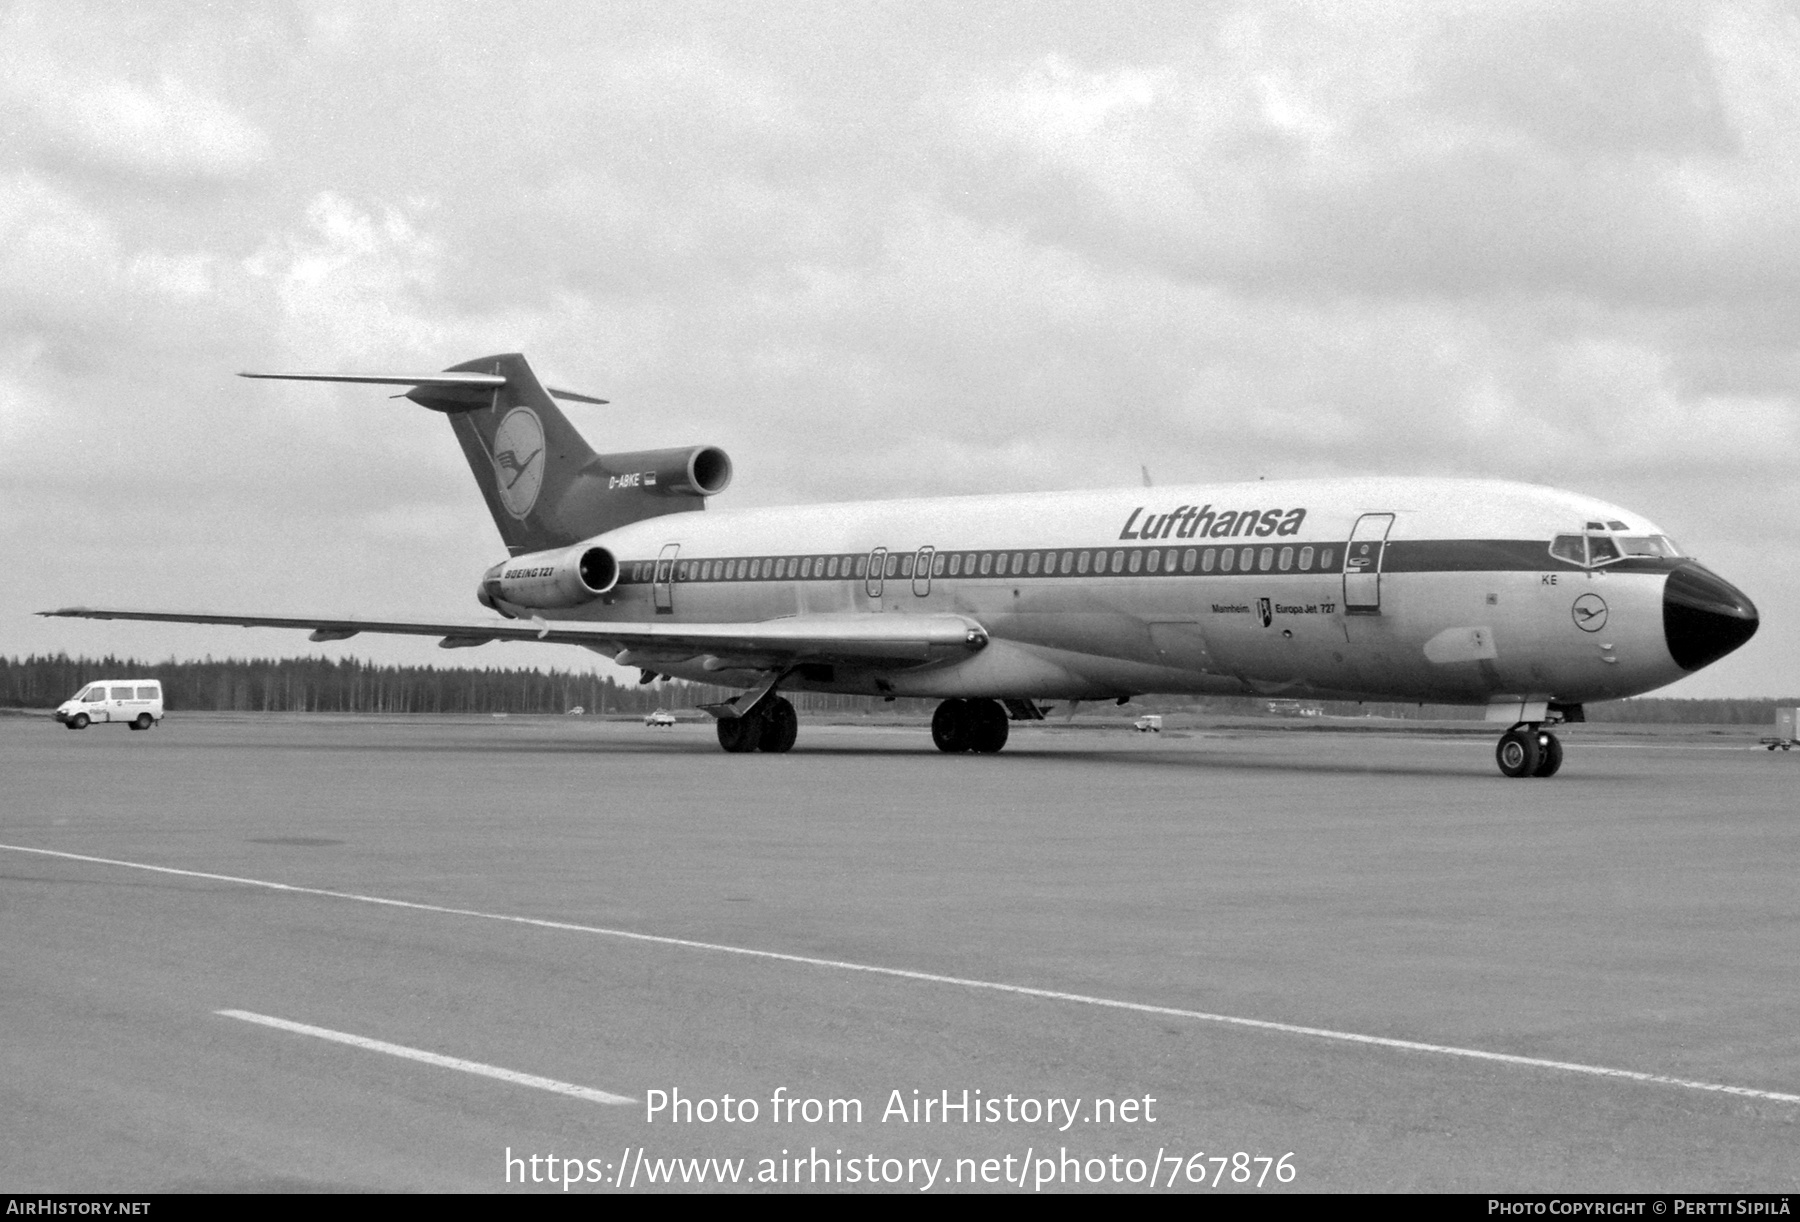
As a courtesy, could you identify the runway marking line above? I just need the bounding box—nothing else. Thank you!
[216,1009,634,1105]
[8,842,1799,1108]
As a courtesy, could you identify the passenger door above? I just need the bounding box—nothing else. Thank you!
[654,543,680,615]
[864,547,887,609]
[1343,513,1395,615]
[912,546,935,598]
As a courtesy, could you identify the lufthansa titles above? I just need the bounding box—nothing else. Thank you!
[1121,504,1307,541]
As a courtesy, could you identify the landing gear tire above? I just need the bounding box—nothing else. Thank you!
[1532,731,1563,777]
[69,713,89,730]
[932,699,972,753]
[757,697,797,754]
[130,713,153,731]
[967,699,1009,754]
[1495,728,1542,778]
[716,705,764,753]
[930,698,1009,753]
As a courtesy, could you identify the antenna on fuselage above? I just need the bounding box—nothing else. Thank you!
[1141,465,1153,488]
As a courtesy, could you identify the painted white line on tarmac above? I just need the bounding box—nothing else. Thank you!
[1577,741,1769,751]
[216,1009,634,1105]
[10,842,1799,1108]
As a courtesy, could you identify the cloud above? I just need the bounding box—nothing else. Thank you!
[0,174,123,318]
[242,192,448,363]
[1428,1,1736,158]
[4,1,1796,697]
[43,72,270,177]
[935,2,1800,307]
[0,11,270,181]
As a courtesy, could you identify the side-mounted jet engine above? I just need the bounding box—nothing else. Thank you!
[478,544,619,614]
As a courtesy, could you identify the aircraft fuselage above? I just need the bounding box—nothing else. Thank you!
[485,475,1746,711]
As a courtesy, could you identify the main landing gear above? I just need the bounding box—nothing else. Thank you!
[1495,725,1563,778]
[715,694,798,754]
[931,698,1010,754]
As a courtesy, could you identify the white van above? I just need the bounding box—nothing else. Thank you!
[54,681,164,731]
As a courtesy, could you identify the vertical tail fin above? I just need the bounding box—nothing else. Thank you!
[425,353,603,554]
[242,353,731,555]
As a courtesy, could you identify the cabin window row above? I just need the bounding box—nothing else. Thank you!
[626,545,1339,585]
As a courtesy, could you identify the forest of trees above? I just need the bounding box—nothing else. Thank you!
[0,653,1789,724]
[0,654,933,716]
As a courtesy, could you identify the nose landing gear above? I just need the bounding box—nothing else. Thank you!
[1495,726,1563,778]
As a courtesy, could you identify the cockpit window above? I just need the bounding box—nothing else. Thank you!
[1549,535,1587,565]
[1618,535,1680,558]
[1551,531,1681,568]
[1585,535,1621,564]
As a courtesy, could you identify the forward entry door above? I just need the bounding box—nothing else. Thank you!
[654,543,680,615]
[912,547,935,597]
[1343,513,1395,615]
[864,547,887,607]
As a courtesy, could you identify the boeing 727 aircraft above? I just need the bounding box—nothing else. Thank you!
[43,353,1759,776]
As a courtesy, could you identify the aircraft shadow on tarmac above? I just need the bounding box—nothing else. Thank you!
[164,729,1577,778]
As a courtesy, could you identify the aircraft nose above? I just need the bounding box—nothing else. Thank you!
[1663,562,1758,671]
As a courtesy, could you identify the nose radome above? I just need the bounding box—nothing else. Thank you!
[1664,563,1759,672]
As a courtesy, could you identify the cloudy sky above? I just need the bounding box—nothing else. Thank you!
[4,0,1795,698]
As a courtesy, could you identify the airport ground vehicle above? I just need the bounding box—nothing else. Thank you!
[44,353,1759,776]
[53,681,163,730]
[645,710,677,728]
[1761,707,1797,752]
[1134,715,1163,733]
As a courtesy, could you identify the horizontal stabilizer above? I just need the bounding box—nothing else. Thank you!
[542,386,608,405]
[239,370,607,404]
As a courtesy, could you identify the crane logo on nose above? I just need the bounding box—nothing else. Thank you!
[1572,593,1608,632]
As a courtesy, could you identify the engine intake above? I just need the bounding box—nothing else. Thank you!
[478,544,618,612]
[599,445,733,498]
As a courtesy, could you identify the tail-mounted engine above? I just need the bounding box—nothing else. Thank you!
[600,446,732,498]
[478,544,618,614]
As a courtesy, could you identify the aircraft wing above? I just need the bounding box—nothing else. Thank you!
[37,607,988,669]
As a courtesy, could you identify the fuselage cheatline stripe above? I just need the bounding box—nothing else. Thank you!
[610,540,1681,587]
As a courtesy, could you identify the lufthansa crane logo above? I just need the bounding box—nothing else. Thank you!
[492,407,545,519]
[1572,593,1608,632]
